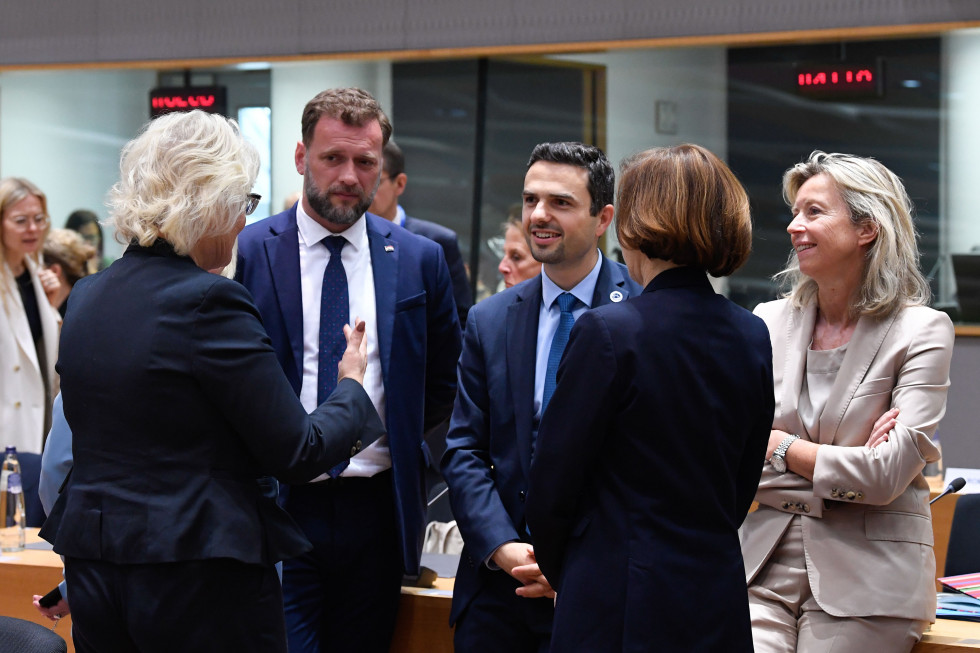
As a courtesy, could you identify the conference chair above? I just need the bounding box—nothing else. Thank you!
[0,617,67,653]
[944,493,980,577]
[17,452,47,527]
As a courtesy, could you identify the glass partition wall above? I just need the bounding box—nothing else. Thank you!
[2,27,978,318]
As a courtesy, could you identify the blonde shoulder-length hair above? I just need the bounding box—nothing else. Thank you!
[108,110,259,256]
[777,150,930,318]
[0,177,50,308]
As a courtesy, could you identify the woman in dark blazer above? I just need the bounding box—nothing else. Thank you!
[526,144,774,652]
[40,110,384,653]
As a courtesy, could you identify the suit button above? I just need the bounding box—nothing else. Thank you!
[846,491,856,500]
[13,401,21,408]
[12,365,19,372]
[519,490,526,502]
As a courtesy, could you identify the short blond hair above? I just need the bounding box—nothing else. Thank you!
[108,110,259,256]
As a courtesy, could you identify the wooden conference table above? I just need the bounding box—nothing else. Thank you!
[0,479,974,653]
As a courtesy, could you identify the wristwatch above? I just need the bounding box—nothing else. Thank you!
[770,434,800,473]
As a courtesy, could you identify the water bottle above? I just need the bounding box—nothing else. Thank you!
[1,446,26,552]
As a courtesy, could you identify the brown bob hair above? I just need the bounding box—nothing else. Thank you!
[616,144,752,278]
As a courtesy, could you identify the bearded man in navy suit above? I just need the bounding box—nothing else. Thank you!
[441,142,642,652]
[236,87,461,653]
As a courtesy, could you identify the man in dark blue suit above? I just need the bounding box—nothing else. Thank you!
[369,139,473,328]
[441,142,642,652]
[236,87,461,653]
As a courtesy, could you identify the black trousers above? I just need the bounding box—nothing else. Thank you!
[453,566,554,653]
[281,470,403,653]
[65,556,285,653]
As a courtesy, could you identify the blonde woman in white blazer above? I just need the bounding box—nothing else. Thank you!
[740,152,953,653]
[1,178,61,454]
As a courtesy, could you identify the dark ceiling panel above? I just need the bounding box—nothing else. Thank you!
[0,0,978,67]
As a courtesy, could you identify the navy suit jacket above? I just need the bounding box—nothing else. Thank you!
[41,241,384,566]
[236,207,461,574]
[525,267,774,652]
[402,214,473,327]
[440,255,641,624]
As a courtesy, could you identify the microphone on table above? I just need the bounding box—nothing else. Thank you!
[930,477,966,505]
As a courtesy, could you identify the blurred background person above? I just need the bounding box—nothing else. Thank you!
[741,151,952,653]
[65,209,112,273]
[497,213,541,290]
[40,110,384,653]
[42,228,97,316]
[1,177,61,454]
[526,144,773,652]
[369,139,472,327]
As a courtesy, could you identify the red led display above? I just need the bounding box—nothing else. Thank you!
[149,86,227,118]
[794,62,883,99]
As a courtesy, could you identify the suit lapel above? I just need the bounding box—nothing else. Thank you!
[263,212,304,379]
[367,215,397,384]
[509,277,542,480]
[4,270,41,374]
[819,311,898,444]
[591,255,630,307]
[780,302,816,439]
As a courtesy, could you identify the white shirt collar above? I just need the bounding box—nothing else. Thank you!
[295,202,368,253]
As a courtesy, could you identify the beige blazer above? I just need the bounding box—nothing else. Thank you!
[0,257,60,454]
[740,298,952,622]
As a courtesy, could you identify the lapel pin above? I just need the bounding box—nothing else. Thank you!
[610,290,624,302]
[384,245,395,253]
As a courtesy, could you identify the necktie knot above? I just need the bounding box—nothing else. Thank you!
[324,236,346,257]
[555,292,577,314]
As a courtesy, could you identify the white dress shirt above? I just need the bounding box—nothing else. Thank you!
[296,204,389,477]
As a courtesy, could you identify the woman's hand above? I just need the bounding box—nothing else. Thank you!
[337,318,368,385]
[866,407,899,449]
[37,268,62,308]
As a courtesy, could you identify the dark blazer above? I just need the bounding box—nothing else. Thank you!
[525,266,774,652]
[441,255,641,625]
[236,207,461,574]
[41,240,384,566]
[403,214,473,327]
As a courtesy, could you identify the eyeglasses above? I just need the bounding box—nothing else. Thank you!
[5,214,49,230]
[244,193,261,216]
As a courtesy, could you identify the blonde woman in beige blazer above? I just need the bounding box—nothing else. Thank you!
[740,151,953,653]
[1,178,61,454]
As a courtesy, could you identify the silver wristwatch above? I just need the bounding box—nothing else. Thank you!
[770,434,800,474]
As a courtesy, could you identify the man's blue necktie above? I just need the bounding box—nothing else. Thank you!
[542,292,578,412]
[318,236,348,405]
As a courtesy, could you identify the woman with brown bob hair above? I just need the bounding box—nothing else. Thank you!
[526,144,774,652]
